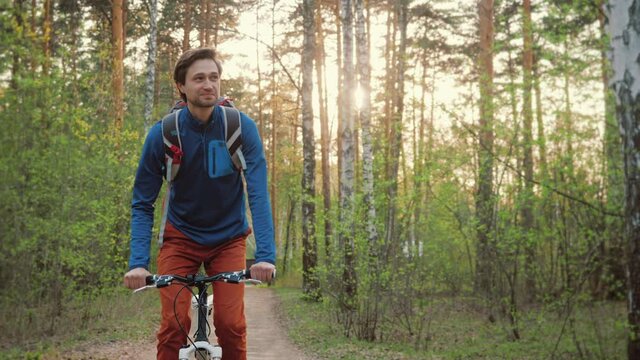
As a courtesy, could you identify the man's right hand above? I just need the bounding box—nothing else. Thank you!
[124,267,152,290]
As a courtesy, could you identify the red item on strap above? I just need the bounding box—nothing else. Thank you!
[170,145,183,164]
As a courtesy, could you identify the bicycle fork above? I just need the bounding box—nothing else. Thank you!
[179,284,222,360]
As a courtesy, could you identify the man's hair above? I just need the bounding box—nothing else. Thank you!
[174,47,223,101]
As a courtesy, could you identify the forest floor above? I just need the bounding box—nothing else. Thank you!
[61,286,311,360]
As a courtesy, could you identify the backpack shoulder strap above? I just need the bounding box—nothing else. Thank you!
[161,109,183,182]
[158,108,183,246]
[221,106,247,171]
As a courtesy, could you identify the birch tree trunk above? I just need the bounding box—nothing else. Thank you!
[355,0,379,339]
[143,0,158,128]
[335,1,344,197]
[474,0,495,297]
[301,0,320,300]
[606,1,640,357]
[355,0,377,254]
[112,0,124,134]
[339,0,357,327]
[599,0,625,299]
[316,2,332,257]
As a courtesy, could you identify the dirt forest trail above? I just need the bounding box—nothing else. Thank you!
[66,286,311,360]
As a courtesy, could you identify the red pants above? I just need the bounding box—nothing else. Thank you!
[156,222,247,360]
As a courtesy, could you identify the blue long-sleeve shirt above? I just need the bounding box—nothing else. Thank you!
[128,106,275,270]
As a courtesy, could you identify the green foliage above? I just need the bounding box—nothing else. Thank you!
[276,287,625,359]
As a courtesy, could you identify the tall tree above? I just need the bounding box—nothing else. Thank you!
[606,1,640,358]
[355,0,379,341]
[42,0,52,75]
[599,0,624,299]
[521,0,536,297]
[355,0,377,254]
[112,0,124,133]
[315,1,332,257]
[301,0,320,300]
[384,0,409,253]
[339,0,357,327]
[143,0,158,128]
[474,0,495,296]
[183,0,191,51]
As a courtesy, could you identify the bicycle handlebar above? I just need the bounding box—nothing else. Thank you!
[134,269,261,293]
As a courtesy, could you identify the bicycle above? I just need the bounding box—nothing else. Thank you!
[134,269,261,360]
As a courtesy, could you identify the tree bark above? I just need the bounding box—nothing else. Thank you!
[335,1,344,199]
[599,0,624,300]
[144,0,158,129]
[256,1,265,137]
[270,0,278,247]
[301,0,320,300]
[606,1,640,358]
[474,0,495,297]
[384,0,408,255]
[42,0,52,75]
[521,0,536,298]
[11,0,25,90]
[183,0,191,51]
[356,0,377,255]
[316,0,332,258]
[112,0,125,134]
[339,0,357,326]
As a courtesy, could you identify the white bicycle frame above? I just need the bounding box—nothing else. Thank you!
[134,271,261,360]
[181,294,221,360]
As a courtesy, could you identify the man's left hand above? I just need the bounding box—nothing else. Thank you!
[250,262,276,283]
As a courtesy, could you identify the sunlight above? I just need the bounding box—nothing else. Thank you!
[355,85,365,111]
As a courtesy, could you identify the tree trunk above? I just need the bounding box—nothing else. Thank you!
[521,0,536,298]
[183,0,191,51]
[270,0,278,247]
[112,0,124,134]
[384,0,407,256]
[356,0,377,256]
[42,0,52,75]
[143,0,158,129]
[257,2,265,137]
[606,2,640,358]
[11,0,25,90]
[599,0,624,300]
[339,0,357,330]
[316,0,332,258]
[301,0,320,301]
[474,0,495,297]
[355,0,379,341]
[335,1,344,199]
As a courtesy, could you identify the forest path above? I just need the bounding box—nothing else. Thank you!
[65,286,311,360]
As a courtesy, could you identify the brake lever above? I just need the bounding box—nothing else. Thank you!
[133,284,157,293]
[241,279,262,285]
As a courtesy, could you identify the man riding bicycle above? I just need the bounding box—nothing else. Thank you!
[123,47,276,360]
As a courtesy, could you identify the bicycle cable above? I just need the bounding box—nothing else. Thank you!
[173,284,201,354]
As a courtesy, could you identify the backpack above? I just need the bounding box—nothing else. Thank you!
[161,97,247,182]
[157,97,247,245]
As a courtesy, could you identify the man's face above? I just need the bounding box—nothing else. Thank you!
[177,59,221,108]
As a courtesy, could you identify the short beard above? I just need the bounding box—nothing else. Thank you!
[189,96,217,108]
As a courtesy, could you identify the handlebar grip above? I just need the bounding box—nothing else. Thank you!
[145,275,156,285]
[244,269,276,280]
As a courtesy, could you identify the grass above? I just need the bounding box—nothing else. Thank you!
[0,281,627,360]
[274,287,627,360]
[0,288,160,359]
